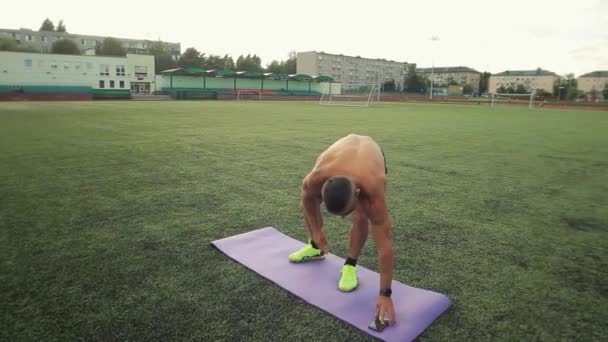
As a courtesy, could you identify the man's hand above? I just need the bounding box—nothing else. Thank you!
[312,230,329,254]
[376,295,396,325]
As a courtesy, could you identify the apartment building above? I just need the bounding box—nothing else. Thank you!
[297,51,410,90]
[577,71,608,95]
[489,69,559,94]
[416,66,481,93]
[0,28,180,60]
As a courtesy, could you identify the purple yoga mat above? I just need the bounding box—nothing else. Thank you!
[211,227,451,342]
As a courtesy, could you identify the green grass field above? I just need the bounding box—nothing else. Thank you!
[1,101,607,341]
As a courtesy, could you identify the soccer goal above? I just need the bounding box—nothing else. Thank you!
[319,83,381,107]
[490,92,541,109]
[235,89,262,102]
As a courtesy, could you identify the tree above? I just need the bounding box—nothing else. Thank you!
[223,55,235,70]
[515,84,528,94]
[603,83,608,100]
[0,36,38,52]
[506,86,516,94]
[283,51,296,74]
[497,85,507,93]
[404,73,428,93]
[39,18,55,31]
[56,20,66,33]
[554,73,577,100]
[51,38,79,55]
[536,89,551,97]
[589,89,599,102]
[236,54,262,72]
[178,47,203,67]
[463,84,474,95]
[479,72,491,94]
[96,37,126,56]
[266,60,283,73]
[566,87,581,101]
[146,40,177,73]
[264,51,296,74]
[203,54,227,70]
[382,80,396,92]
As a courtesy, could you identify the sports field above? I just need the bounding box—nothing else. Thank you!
[1,101,606,341]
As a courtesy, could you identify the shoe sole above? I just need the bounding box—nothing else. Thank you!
[289,254,326,263]
[338,282,359,292]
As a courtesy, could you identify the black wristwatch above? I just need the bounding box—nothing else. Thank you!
[379,288,392,297]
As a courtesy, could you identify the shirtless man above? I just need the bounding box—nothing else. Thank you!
[288,134,396,325]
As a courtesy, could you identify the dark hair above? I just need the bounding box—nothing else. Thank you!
[322,177,353,214]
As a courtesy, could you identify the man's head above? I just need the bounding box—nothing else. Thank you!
[321,176,359,217]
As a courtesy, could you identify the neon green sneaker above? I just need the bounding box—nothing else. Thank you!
[339,265,358,292]
[288,240,325,263]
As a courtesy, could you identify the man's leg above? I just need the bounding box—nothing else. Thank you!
[339,211,369,292]
[348,211,370,262]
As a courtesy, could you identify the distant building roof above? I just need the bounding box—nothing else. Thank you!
[493,69,557,76]
[299,51,407,65]
[416,66,480,74]
[579,71,608,78]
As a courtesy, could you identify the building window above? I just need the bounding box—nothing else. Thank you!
[81,39,87,45]
[26,35,33,41]
[99,64,109,76]
[134,66,148,77]
[42,47,49,53]
[64,62,70,70]
[99,80,105,88]
[50,62,58,69]
[116,65,125,76]
[24,59,33,68]
[119,80,125,88]
[42,36,48,42]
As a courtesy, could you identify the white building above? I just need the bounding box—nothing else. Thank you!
[577,71,608,96]
[297,51,410,90]
[0,51,155,94]
[0,27,180,60]
[489,69,559,95]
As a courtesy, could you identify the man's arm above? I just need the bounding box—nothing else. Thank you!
[368,189,396,324]
[301,177,328,252]
[369,195,394,290]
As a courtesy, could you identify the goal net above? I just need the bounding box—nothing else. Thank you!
[490,92,544,108]
[319,83,381,107]
[235,89,262,101]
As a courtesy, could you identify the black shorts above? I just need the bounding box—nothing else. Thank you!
[381,149,388,175]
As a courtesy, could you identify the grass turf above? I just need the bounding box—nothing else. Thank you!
[1,101,607,341]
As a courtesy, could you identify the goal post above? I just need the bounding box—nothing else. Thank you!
[491,91,541,109]
[319,83,381,107]
[236,89,262,101]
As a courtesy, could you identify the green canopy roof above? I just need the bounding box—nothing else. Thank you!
[289,74,313,81]
[160,68,333,82]
[215,69,236,77]
[265,73,290,80]
[312,75,334,82]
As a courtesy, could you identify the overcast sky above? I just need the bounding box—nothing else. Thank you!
[2,0,606,76]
